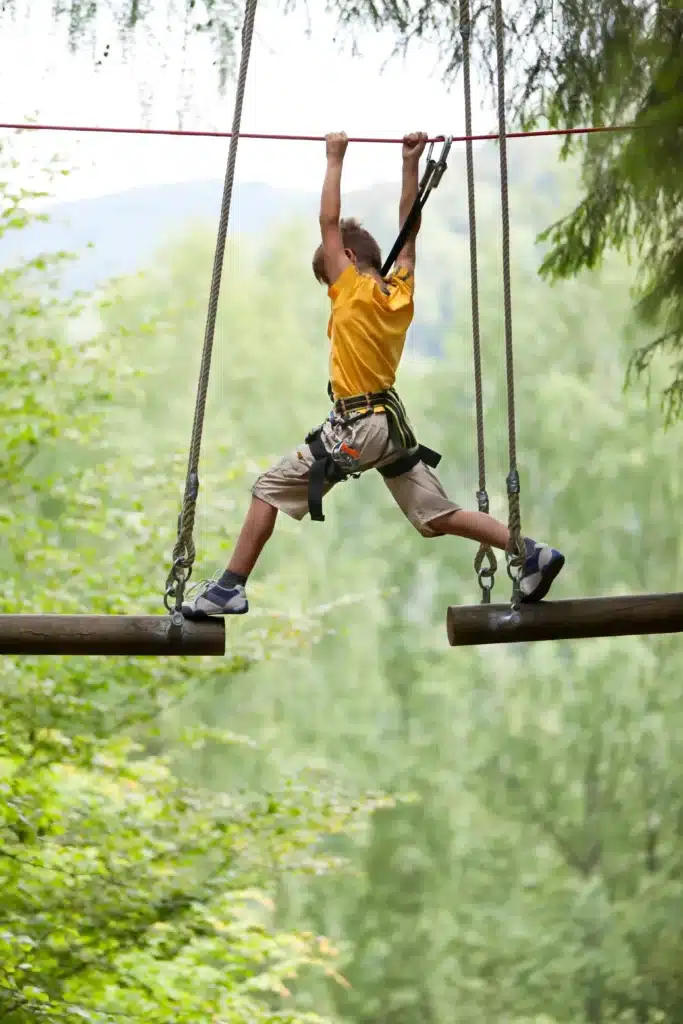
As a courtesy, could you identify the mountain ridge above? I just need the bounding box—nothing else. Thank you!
[2,139,565,292]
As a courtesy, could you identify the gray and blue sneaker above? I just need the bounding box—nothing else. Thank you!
[181,576,249,619]
[519,538,565,603]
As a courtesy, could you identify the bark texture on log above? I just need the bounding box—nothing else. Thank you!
[447,594,683,646]
[0,615,226,656]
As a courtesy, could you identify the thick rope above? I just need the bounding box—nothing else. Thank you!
[460,0,497,604]
[164,0,258,612]
[493,0,525,605]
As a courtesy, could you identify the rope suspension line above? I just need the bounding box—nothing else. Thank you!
[164,0,259,626]
[459,0,497,604]
[493,0,525,607]
[0,121,637,144]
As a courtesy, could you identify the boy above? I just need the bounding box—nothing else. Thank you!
[182,131,564,619]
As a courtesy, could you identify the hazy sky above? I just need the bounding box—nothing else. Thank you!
[1,0,494,201]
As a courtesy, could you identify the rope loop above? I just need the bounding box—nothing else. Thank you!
[164,556,194,612]
[474,545,498,605]
[505,502,526,609]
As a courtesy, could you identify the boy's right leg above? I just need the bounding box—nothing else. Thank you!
[182,439,333,620]
[182,497,277,619]
[228,497,279,578]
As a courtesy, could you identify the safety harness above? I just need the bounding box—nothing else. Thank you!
[305,388,442,522]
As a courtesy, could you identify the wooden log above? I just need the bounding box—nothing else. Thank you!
[0,615,225,656]
[447,593,683,647]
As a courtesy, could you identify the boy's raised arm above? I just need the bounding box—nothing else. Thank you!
[319,132,351,287]
[396,131,428,275]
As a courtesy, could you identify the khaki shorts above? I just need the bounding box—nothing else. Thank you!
[252,412,460,538]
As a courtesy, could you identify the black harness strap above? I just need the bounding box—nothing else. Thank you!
[305,409,373,522]
[305,428,347,522]
[305,389,442,521]
[374,384,441,478]
[380,136,451,277]
[378,444,441,479]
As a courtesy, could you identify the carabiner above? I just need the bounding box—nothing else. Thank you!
[432,135,452,188]
[419,146,437,192]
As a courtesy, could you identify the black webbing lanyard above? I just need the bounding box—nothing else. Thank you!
[380,135,453,276]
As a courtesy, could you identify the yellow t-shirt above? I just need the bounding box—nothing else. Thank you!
[327,263,414,399]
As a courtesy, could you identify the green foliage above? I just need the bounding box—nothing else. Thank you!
[0,740,363,1023]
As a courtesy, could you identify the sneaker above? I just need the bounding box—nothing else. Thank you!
[181,578,249,619]
[519,538,565,603]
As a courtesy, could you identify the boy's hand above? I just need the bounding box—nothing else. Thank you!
[325,132,348,162]
[402,131,428,165]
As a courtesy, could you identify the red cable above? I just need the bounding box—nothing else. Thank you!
[0,121,635,143]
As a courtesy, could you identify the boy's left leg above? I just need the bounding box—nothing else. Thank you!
[383,463,565,603]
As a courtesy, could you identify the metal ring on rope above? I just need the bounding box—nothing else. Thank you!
[474,545,498,605]
[163,0,259,627]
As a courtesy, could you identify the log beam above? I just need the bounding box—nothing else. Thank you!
[447,593,683,647]
[0,615,225,656]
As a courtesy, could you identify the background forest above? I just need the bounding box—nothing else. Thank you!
[3,118,683,1024]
